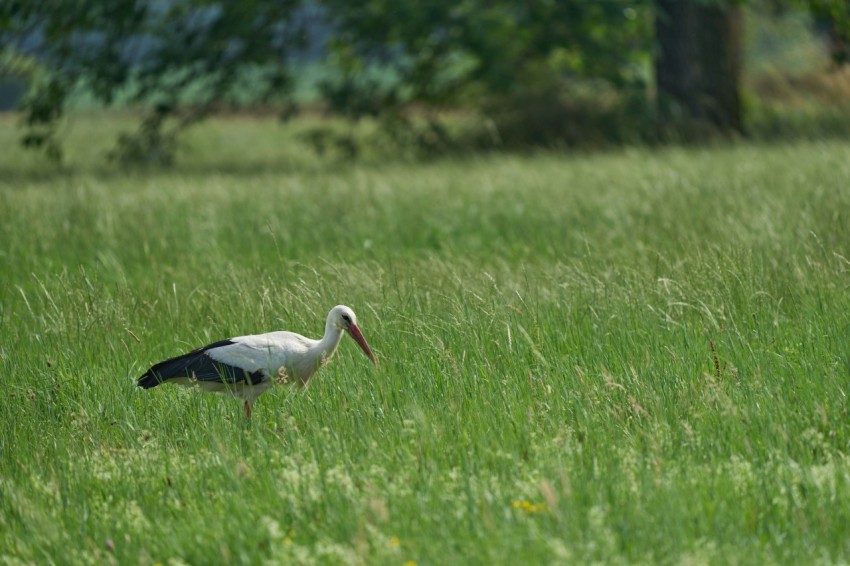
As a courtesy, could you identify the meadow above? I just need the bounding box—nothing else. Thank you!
[1,114,850,565]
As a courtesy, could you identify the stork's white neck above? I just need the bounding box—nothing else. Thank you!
[311,317,345,363]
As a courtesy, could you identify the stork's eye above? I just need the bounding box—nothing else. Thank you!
[341,314,352,324]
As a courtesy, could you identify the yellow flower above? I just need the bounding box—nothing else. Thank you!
[404,561,417,566]
[389,536,401,547]
[512,500,546,513]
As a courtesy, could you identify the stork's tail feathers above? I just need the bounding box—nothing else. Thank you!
[137,371,163,389]
[137,354,192,389]
[137,339,239,389]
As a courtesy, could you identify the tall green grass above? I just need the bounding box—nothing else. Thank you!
[1,115,850,564]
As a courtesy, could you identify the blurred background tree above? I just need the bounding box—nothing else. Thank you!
[319,0,653,150]
[1,0,305,163]
[810,0,850,64]
[655,0,743,134]
[1,0,847,163]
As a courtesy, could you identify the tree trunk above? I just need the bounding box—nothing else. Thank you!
[655,0,743,134]
[813,2,850,66]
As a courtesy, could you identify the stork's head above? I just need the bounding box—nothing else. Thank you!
[329,305,377,365]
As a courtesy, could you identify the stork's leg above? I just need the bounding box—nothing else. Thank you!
[244,400,253,419]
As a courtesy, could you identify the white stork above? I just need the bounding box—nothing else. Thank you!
[137,305,377,418]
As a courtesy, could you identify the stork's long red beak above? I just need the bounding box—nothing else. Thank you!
[347,324,377,365]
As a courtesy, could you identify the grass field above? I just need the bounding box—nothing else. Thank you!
[2,114,850,565]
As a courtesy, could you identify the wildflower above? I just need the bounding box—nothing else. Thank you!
[404,561,417,566]
[276,366,289,385]
[261,516,281,540]
[235,461,251,478]
[389,537,401,548]
[512,500,546,513]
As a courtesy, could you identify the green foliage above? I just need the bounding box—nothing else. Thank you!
[107,107,181,167]
[2,118,850,562]
[2,1,847,161]
[2,0,304,163]
[319,0,654,150]
[322,0,651,102]
[0,47,62,159]
[810,0,850,64]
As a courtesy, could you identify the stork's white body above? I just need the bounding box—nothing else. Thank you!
[190,329,342,401]
[138,305,376,418]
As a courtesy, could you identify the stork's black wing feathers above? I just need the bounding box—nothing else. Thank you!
[137,339,264,388]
